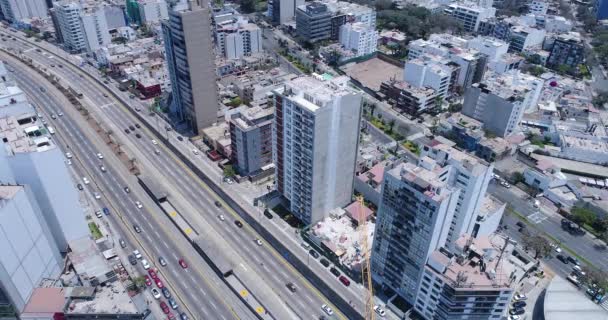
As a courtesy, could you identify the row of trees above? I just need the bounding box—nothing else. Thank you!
[570,206,608,236]
[376,5,464,40]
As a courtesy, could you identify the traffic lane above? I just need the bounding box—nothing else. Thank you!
[100,105,321,319]
[12,67,218,320]
[490,184,608,270]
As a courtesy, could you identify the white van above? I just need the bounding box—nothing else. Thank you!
[48,126,55,134]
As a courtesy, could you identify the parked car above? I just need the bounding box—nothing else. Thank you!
[168,298,178,310]
[557,254,568,264]
[320,258,330,267]
[512,301,526,308]
[321,304,333,315]
[128,255,137,265]
[309,250,319,259]
[509,308,525,315]
[133,250,142,259]
[162,287,171,299]
[151,288,161,299]
[513,293,527,301]
[144,275,152,287]
[567,256,580,266]
[329,267,341,277]
[119,239,126,248]
[373,305,386,317]
[141,259,151,270]
[339,275,350,286]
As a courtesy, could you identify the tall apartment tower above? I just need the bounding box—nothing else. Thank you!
[371,162,460,304]
[0,0,48,23]
[419,142,494,250]
[270,0,304,25]
[52,1,87,53]
[272,76,362,225]
[163,0,219,134]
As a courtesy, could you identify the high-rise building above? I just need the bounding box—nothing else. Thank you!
[339,22,378,57]
[445,2,496,33]
[419,142,494,250]
[403,57,456,100]
[462,71,542,137]
[295,2,332,43]
[546,32,585,70]
[138,0,169,25]
[371,162,460,304]
[163,1,219,134]
[414,234,516,319]
[272,76,362,225]
[80,6,111,52]
[0,0,48,23]
[216,17,263,60]
[326,0,376,40]
[269,0,304,25]
[51,1,87,53]
[229,106,274,178]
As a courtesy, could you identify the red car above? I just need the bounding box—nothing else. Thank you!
[148,269,158,279]
[144,275,152,287]
[339,275,350,286]
[178,259,188,269]
[155,278,164,289]
[160,301,169,314]
[167,313,175,320]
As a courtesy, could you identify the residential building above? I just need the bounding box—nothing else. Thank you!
[546,32,585,70]
[419,142,495,249]
[371,162,459,304]
[0,0,48,23]
[102,5,126,31]
[216,17,262,59]
[467,36,523,74]
[339,22,378,57]
[296,2,332,43]
[138,0,169,25]
[52,1,113,53]
[598,0,608,20]
[163,2,219,134]
[229,106,274,178]
[80,6,111,52]
[379,79,438,116]
[404,57,455,100]
[508,25,546,52]
[326,0,376,40]
[528,0,548,15]
[462,71,543,137]
[52,1,87,53]
[272,76,362,225]
[126,0,142,25]
[544,15,573,33]
[269,0,304,25]
[445,2,496,33]
[414,234,516,319]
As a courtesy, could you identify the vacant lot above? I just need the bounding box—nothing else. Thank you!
[341,57,403,91]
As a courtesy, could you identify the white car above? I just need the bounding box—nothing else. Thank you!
[373,305,386,317]
[135,201,143,209]
[151,139,158,145]
[218,214,225,221]
[65,152,73,159]
[555,246,562,253]
[255,239,263,246]
[66,159,72,165]
[96,153,103,159]
[321,304,333,316]
[95,210,102,218]
[94,192,101,200]
[142,259,150,270]
[83,177,90,185]
[513,293,527,301]
[133,250,142,259]
[151,288,161,299]
[509,316,520,320]
[192,148,199,155]
[100,165,106,172]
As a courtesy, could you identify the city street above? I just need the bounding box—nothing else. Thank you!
[1,51,256,320]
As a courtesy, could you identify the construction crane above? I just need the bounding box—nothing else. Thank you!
[357,195,375,320]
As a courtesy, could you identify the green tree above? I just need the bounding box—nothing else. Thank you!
[592,91,608,109]
[387,119,396,133]
[526,54,542,65]
[112,36,128,44]
[521,234,552,259]
[227,97,242,107]
[511,171,525,184]
[591,218,608,234]
[240,0,256,13]
[223,165,236,178]
[133,276,146,289]
[571,206,596,226]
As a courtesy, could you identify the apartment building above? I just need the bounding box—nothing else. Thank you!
[462,71,543,137]
[51,1,113,53]
[528,0,548,15]
[419,142,494,250]
[404,57,456,100]
[371,162,460,304]
[379,79,438,116]
[467,36,523,74]
[52,1,87,53]
[138,0,169,25]
[0,0,48,23]
[269,0,304,25]
[326,0,376,40]
[162,2,219,134]
[229,107,274,178]
[546,32,585,70]
[445,2,496,33]
[272,76,362,225]
[216,17,262,59]
[508,25,546,52]
[414,234,516,319]
[80,6,111,52]
[339,22,378,57]
[295,2,332,43]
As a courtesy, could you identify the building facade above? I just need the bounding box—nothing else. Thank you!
[216,18,262,60]
[53,1,87,53]
[371,162,459,304]
[295,2,332,43]
[163,2,219,134]
[80,6,111,52]
[272,76,362,225]
[229,107,274,177]
[269,0,304,25]
[445,3,496,33]
[379,80,438,116]
[138,0,169,25]
[0,0,48,23]
[546,33,585,70]
[339,22,378,57]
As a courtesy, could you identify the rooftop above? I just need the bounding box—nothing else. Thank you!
[0,113,55,154]
[475,71,541,100]
[67,236,114,286]
[560,134,608,153]
[22,287,67,315]
[390,162,452,202]
[544,275,608,320]
[277,75,356,112]
[230,106,274,130]
[0,185,23,200]
[65,284,138,315]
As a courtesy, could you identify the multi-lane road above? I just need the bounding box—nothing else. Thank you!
[0,49,257,320]
[0,29,357,319]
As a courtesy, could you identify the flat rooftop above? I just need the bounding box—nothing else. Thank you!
[476,71,540,100]
[0,113,55,154]
[390,162,452,202]
[341,57,402,91]
[544,275,608,320]
[66,283,138,315]
[278,75,356,112]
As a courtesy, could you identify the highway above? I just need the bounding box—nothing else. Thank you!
[0,50,256,320]
[0,30,353,319]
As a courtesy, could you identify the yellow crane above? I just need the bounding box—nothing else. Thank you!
[357,195,375,320]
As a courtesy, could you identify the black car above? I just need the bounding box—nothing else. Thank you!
[234,220,243,228]
[129,125,135,131]
[214,201,222,208]
[516,221,525,228]
[309,250,319,259]
[133,224,142,233]
[263,210,273,219]
[135,124,141,128]
[286,282,297,292]
[320,258,330,267]
[557,254,569,264]
[135,133,141,139]
[177,136,184,141]
[128,254,137,265]
[329,267,341,277]
[509,308,525,315]
[119,239,127,248]
[124,187,130,193]
[162,287,171,299]
[512,301,526,308]
[125,129,130,134]
[180,312,189,320]
[567,256,580,266]
[77,183,83,191]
